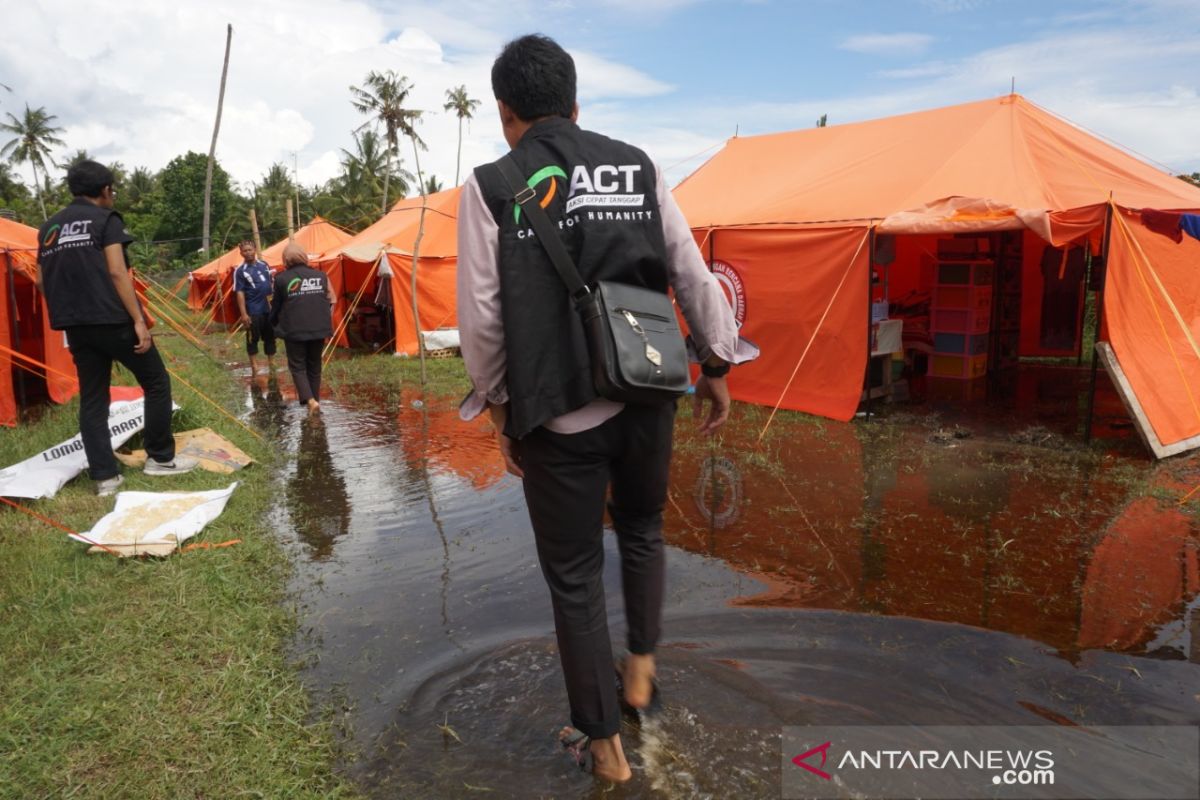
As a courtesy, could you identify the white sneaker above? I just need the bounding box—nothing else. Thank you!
[96,474,124,497]
[143,455,200,476]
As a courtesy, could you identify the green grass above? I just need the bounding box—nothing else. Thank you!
[321,349,471,400]
[0,329,358,799]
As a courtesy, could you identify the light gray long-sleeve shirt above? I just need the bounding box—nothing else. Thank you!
[457,162,758,434]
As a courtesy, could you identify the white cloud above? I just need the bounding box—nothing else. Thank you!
[669,24,1200,176]
[0,0,683,196]
[840,33,934,56]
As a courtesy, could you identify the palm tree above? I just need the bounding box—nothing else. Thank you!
[424,175,443,195]
[350,70,427,211]
[125,166,157,210]
[0,104,65,219]
[327,130,412,227]
[443,85,480,186]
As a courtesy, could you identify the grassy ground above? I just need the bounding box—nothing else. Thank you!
[0,325,358,798]
[322,350,471,401]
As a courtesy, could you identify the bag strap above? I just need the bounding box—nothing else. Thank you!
[494,154,591,303]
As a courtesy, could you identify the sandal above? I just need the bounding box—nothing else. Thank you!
[559,727,594,773]
[615,664,663,722]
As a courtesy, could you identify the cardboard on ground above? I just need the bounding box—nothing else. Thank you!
[116,428,252,474]
[71,483,239,558]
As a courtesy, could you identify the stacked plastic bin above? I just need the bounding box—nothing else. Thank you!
[930,259,993,379]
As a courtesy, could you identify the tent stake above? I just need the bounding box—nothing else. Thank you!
[1084,198,1114,443]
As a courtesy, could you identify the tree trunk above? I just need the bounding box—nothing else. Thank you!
[455,116,463,186]
[409,135,427,384]
[381,145,392,215]
[31,161,46,220]
[202,24,233,256]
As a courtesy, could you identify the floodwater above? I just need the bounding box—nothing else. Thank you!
[249,366,1200,799]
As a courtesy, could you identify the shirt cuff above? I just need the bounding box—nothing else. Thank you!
[458,386,510,421]
[686,335,761,365]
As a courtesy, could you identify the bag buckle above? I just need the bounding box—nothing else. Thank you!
[514,186,536,205]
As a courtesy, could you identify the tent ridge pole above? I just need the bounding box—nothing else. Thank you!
[1084,196,1114,443]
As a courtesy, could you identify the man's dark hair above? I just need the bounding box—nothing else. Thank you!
[67,160,115,198]
[239,240,256,249]
[491,34,576,122]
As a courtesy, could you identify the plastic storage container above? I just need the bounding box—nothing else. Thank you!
[931,353,988,379]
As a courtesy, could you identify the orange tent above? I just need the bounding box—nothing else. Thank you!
[187,216,354,323]
[1,218,79,427]
[318,188,461,356]
[674,94,1200,452]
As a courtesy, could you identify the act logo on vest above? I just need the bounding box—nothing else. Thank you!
[42,220,94,249]
[286,276,325,295]
[710,260,747,329]
[515,163,654,240]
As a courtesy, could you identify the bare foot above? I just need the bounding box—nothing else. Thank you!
[623,653,656,709]
[561,728,632,783]
[307,398,321,414]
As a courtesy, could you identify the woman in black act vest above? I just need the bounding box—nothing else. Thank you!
[270,243,336,415]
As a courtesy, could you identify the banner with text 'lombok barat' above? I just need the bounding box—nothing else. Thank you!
[0,387,148,499]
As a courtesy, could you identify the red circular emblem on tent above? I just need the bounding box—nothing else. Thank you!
[711,260,746,328]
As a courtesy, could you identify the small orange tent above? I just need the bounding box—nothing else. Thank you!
[0,217,78,426]
[187,216,354,323]
[673,94,1200,453]
[318,188,461,356]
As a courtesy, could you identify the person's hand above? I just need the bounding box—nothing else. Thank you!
[239,313,251,327]
[693,375,730,435]
[498,434,523,478]
[132,319,152,354]
[487,403,524,478]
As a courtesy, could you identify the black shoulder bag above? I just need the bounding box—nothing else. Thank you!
[494,155,689,405]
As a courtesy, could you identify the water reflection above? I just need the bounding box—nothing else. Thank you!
[288,416,351,560]
[272,384,1199,798]
[668,411,1199,659]
[247,374,286,437]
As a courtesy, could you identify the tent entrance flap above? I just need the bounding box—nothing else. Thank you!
[1096,342,1200,459]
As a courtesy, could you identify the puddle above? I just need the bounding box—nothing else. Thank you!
[252,365,1199,798]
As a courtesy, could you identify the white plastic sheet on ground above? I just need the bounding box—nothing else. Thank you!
[0,396,150,499]
[69,482,239,557]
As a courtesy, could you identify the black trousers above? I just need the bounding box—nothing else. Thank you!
[65,323,175,481]
[284,339,324,403]
[519,401,675,740]
[245,313,276,356]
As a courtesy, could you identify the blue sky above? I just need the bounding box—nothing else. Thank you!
[1,0,1196,190]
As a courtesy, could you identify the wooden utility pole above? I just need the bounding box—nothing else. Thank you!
[248,208,262,252]
[285,199,295,242]
[202,24,233,255]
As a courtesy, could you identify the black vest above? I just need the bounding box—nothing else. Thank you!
[37,199,132,330]
[474,117,670,438]
[271,265,332,340]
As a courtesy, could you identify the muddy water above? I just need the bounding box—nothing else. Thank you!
[257,372,1199,799]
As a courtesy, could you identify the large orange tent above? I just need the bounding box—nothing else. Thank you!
[1,217,78,427]
[187,216,354,324]
[673,94,1200,454]
[318,188,461,356]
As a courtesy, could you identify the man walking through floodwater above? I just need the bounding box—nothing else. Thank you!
[457,33,757,783]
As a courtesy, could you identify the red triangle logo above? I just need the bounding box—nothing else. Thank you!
[792,741,833,780]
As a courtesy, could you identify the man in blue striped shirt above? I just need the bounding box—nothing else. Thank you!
[233,240,276,374]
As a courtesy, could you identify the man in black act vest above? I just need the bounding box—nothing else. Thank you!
[37,160,197,496]
[458,34,758,782]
